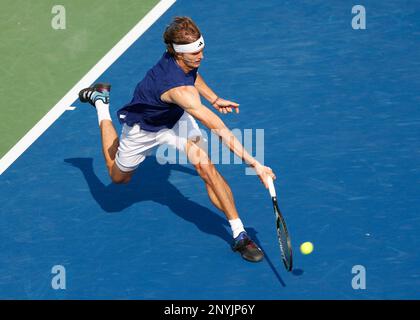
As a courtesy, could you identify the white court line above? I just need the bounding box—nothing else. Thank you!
[0,0,176,175]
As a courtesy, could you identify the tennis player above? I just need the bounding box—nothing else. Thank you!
[78,17,276,262]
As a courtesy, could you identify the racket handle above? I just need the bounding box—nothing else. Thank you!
[267,176,277,198]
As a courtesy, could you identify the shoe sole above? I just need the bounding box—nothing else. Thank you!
[232,246,264,262]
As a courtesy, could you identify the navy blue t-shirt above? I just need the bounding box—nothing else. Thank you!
[117,52,198,132]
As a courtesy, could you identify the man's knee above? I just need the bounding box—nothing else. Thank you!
[111,174,132,184]
[110,163,133,184]
[195,161,217,182]
[187,139,217,181]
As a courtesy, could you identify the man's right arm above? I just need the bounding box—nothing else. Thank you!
[161,86,275,186]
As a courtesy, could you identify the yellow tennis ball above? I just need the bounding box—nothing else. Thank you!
[300,242,314,255]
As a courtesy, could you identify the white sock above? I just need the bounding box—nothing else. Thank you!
[229,218,245,238]
[95,100,112,126]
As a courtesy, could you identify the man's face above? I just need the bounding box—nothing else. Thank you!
[180,49,204,69]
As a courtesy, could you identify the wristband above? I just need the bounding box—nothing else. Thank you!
[211,96,219,105]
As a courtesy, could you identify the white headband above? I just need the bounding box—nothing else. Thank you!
[173,35,205,53]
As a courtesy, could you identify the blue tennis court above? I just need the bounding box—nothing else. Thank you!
[1,0,419,299]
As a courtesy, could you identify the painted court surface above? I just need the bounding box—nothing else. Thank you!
[0,0,419,299]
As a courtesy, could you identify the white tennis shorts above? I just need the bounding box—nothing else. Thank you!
[115,112,202,172]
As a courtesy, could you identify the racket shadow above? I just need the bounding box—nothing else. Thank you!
[246,228,286,287]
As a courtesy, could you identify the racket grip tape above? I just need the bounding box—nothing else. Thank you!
[267,176,276,198]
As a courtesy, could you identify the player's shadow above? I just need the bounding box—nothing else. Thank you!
[64,157,286,287]
[64,157,232,244]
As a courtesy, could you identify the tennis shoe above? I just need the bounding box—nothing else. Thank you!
[79,83,111,106]
[232,231,264,262]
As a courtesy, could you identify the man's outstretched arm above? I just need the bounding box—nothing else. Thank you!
[161,85,275,187]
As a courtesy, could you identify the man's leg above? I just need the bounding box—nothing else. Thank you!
[203,171,236,217]
[203,173,249,243]
[185,140,238,217]
[99,118,133,184]
[185,139,264,262]
[79,83,133,184]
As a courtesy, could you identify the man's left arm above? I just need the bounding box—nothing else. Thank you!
[195,73,240,114]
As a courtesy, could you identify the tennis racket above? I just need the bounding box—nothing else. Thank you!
[267,176,293,271]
